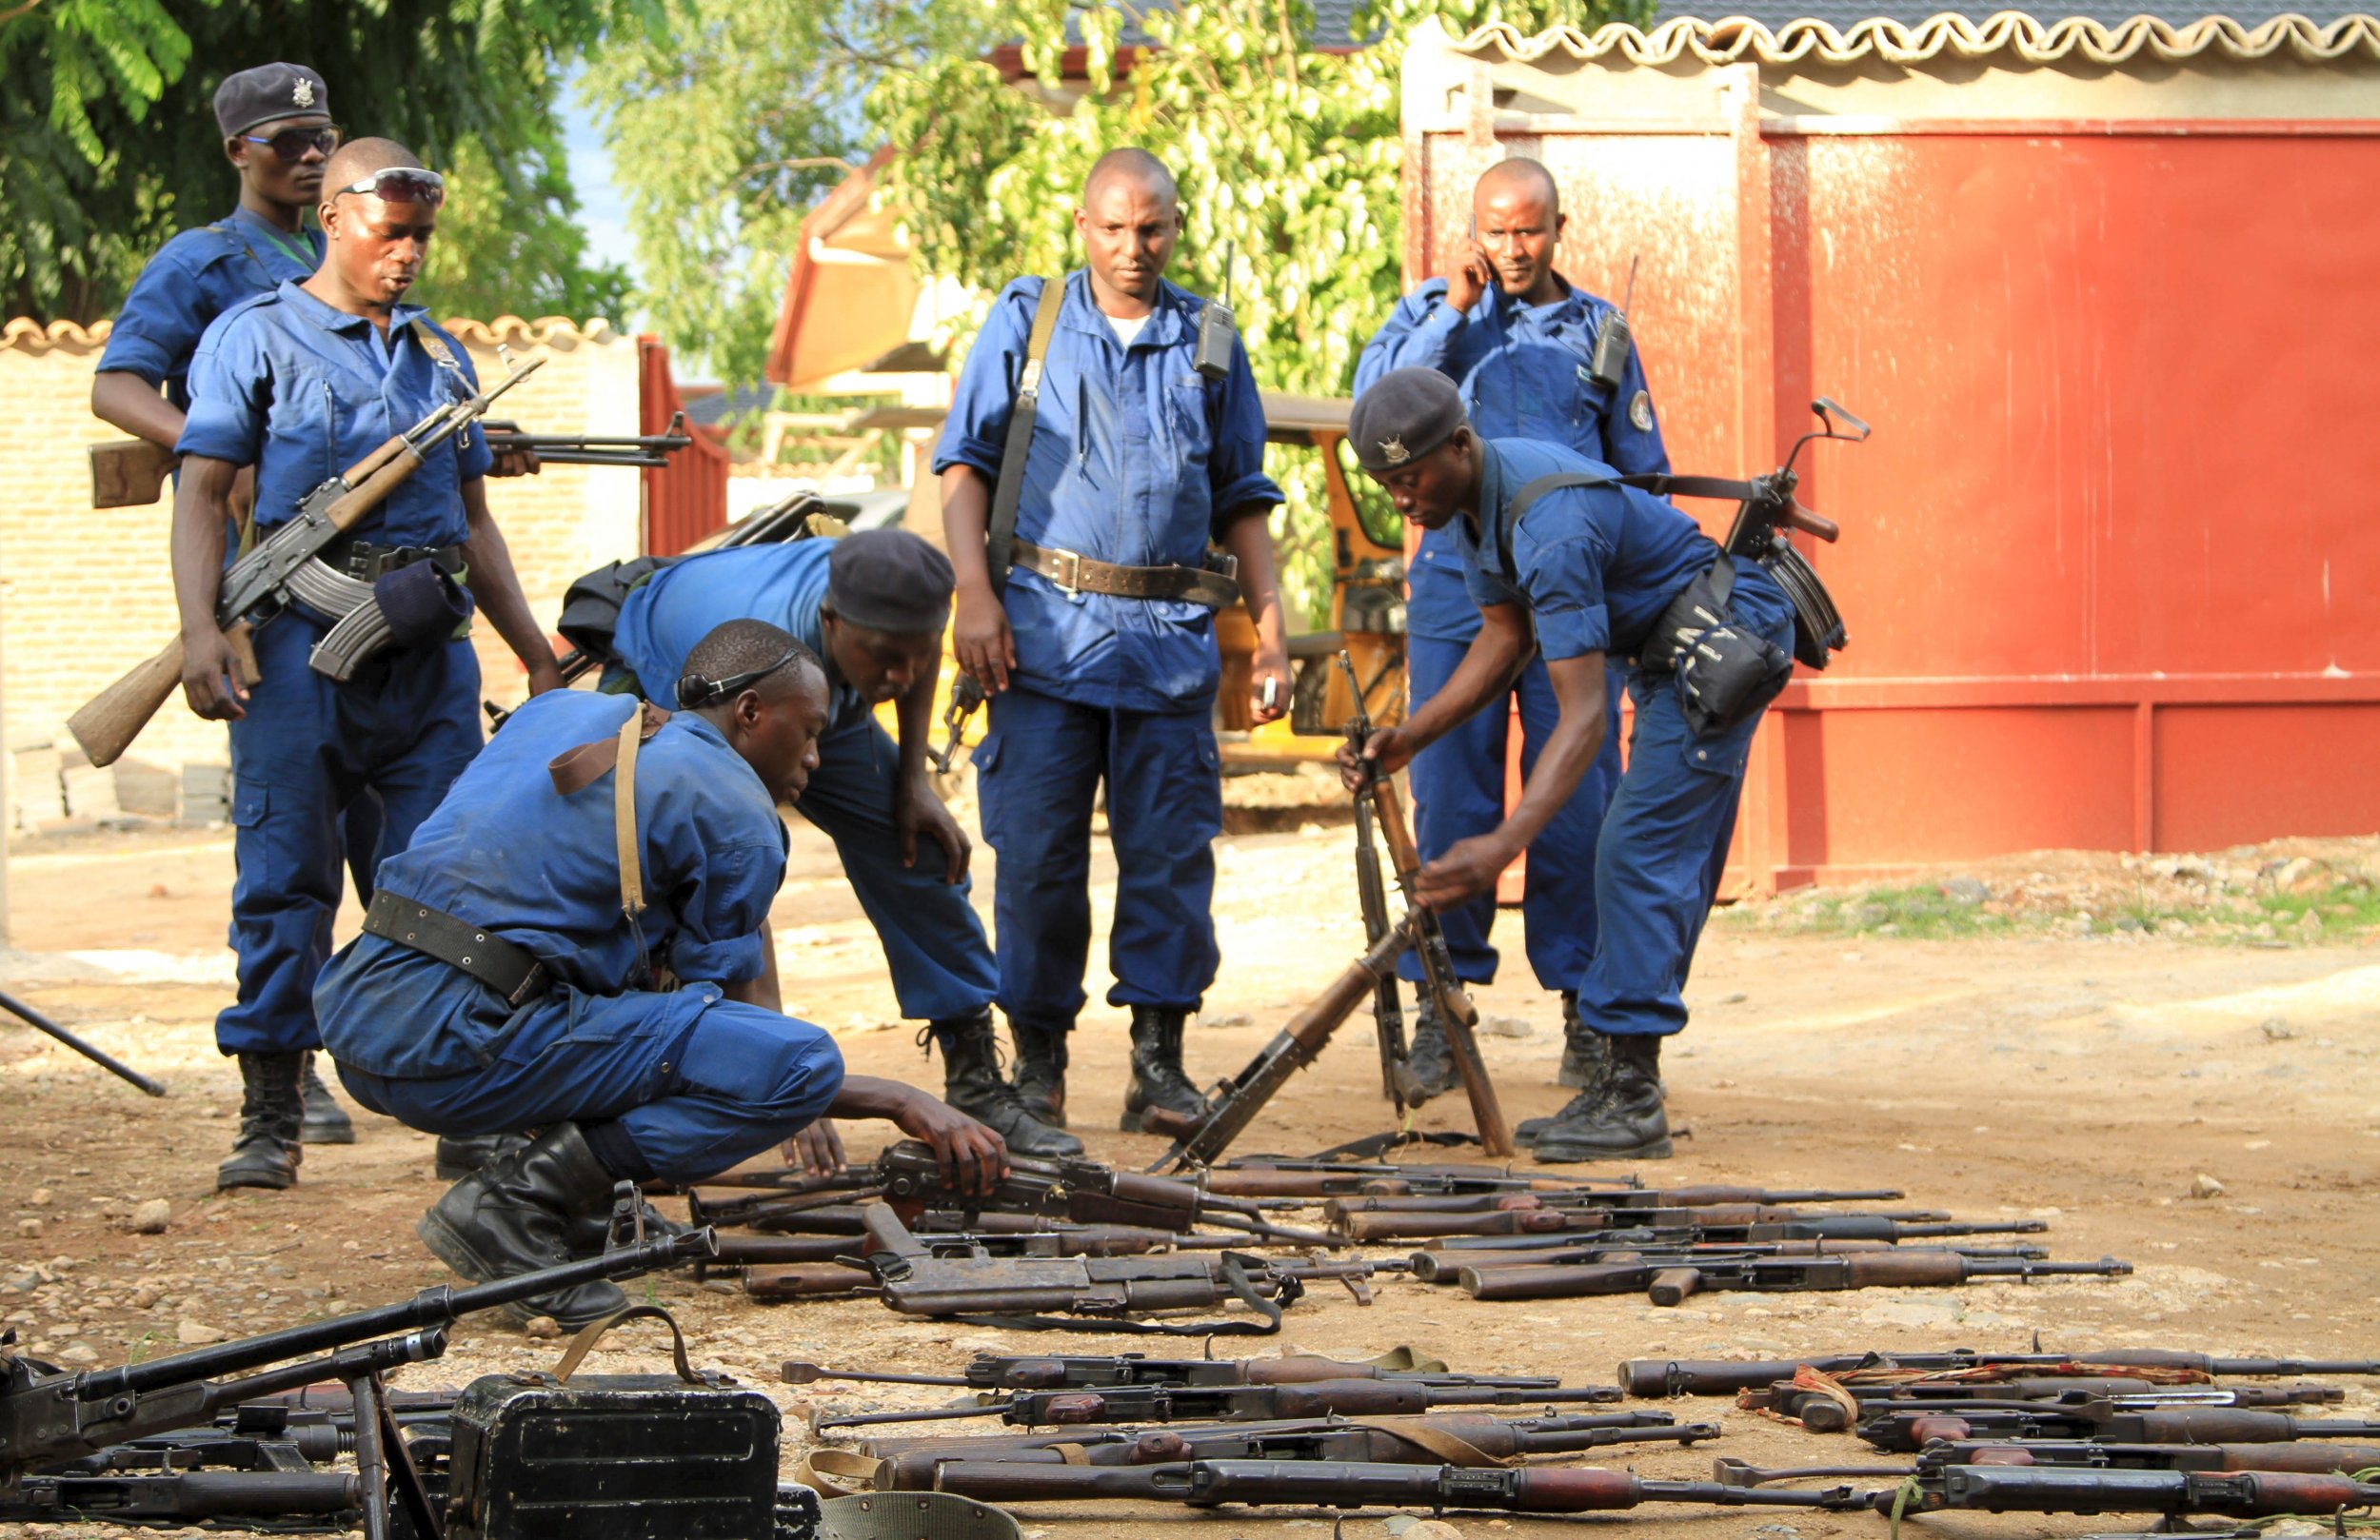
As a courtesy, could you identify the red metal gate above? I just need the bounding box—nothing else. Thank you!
[1405,18,2380,890]
[638,333,732,555]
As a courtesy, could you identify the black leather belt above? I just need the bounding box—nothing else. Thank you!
[1011,539,1240,609]
[325,539,467,583]
[362,890,550,1007]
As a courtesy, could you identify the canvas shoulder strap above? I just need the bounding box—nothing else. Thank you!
[982,278,1068,598]
[546,701,673,921]
[1497,471,1617,586]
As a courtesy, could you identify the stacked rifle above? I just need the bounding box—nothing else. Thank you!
[792,1346,2380,1527]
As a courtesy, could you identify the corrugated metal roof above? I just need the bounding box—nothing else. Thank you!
[1657,0,2368,25]
[1458,10,2380,64]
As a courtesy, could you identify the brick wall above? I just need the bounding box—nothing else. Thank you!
[0,316,639,819]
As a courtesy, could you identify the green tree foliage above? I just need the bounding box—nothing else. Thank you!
[578,1,998,385]
[866,0,1633,622]
[1,0,653,325]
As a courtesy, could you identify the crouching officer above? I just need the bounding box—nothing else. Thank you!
[936,148,1289,1134]
[1355,156,1667,1110]
[316,622,1009,1326]
[1338,369,1795,1163]
[605,528,1080,1156]
[173,138,562,1192]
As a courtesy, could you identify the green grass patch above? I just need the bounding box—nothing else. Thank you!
[1756,883,2017,939]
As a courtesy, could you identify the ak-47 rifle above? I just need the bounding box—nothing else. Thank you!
[923,1457,1873,1511]
[783,1352,1559,1392]
[1618,1351,2380,1399]
[480,410,691,468]
[1345,691,1512,1156]
[1340,650,1419,1115]
[1144,918,1418,1173]
[1200,1160,1639,1198]
[864,1413,1718,1489]
[1332,1203,1996,1244]
[69,353,545,767]
[817,1373,1622,1431]
[872,1141,1328,1244]
[1324,1182,1906,1215]
[1858,1404,2380,1452]
[1458,1250,2129,1304]
[1411,1237,2052,1283]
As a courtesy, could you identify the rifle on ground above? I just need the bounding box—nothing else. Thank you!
[480,411,690,468]
[1346,683,1512,1156]
[70,354,544,767]
[874,1141,1328,1243]
[1200,1162,1640,1198]
[1619,1351,2380,1398]
[1459,1250,2131,1303]
[862,1408,1675,1458]
[704,1223,1230,1274]
[1334,1204,2018,1244]
[0,988,166,1096]
[1325,1183,1908,1215]
[816,1374,1624,1432]
[1411,1238,2053,1282]
[1755,1381,2344,1432]
[1902,1465,2380,1518]
[1900,1439,2380,1476]
[926,1457,1874,1510]
[1858,1404,2380,1452]
[783,1352,1559,1392]
[1145,918,1418,1172]
[850,1204,1392,1325]
[865,1413,1720,1489]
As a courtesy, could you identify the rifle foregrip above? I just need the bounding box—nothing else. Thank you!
[1510,1469,1644,1510]
[744,1263,872,1300]
[1842,1251,1973,1288]
[1461,1263,1652,1302]
[69,633,190,767]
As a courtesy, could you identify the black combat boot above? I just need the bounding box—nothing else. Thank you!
[1009,1019,1070,1129]
[1519,992,1615,1144]
[932,1011,1081,1157]
[1121,1006,1211,1134]
[434,1133,530,1181]
[1529,1034,1672,1163]
[297,1052,356,1145]
[416,1123,629,1327]
[1399,986,1462,1104]
[217,1053,306,1191]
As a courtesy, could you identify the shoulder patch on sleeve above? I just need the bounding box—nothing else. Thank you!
[1629,389,1655,433]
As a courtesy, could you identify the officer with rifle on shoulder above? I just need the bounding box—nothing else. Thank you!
[169,137,560,1193]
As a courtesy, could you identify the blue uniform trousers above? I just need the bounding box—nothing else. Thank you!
[219,617,482,1056]
[976,684,1221,1027]
[795,714,998,1023]
[1580,583,1795,1037]
[333,967,844,1184]
[1402,635,1623,992]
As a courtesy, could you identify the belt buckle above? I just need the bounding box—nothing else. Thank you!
[1047,546,1083,596]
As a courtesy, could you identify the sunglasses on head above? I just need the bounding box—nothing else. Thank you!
[241,125,341,164]
[332,168,446,208]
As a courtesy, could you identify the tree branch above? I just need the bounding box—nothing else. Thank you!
[0,0,50,25]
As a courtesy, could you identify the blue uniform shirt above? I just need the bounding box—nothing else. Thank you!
[98,208,324,410]
[613,542,865,730]
[1357,276,1669,643]
[1452,439,1716,663]
[327,691,789,1078]
[932,270,1282,713]
[179,281,492,548]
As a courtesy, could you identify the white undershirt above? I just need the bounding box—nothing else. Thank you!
[1105,311,1150,347]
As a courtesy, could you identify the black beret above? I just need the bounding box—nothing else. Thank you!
[826,528,956,634]
[1348,367,1467,475]
[214,64,331,139]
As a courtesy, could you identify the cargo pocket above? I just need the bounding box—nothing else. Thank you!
[970,728,1008,849]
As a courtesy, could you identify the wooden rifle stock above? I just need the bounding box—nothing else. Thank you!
[89,438,181,508]
[1367,775,1513,1156]
[67,430,426,767]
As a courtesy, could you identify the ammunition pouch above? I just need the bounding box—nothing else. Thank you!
[1640,557,1794,739]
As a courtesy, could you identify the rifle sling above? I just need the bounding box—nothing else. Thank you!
[982,279,1067,599]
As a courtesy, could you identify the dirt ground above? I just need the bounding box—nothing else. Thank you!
[2,802,2376,1540]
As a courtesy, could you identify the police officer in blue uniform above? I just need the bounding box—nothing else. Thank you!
[606,528,1079,1155]
[1355,158,1667,1112]
[1339,369,1795,1163]
[174,138,562,1192]
[89,62,366,1148]
[935,148,1289,1134]
[316,622,1008,1325]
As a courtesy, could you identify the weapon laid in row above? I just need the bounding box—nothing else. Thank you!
[814,1374,1626,1432]
[1458,1250,2133,1304]
[783,1352,1559,1392]
[1409,1237,2053,1281]
[1620,1350,2380,1398]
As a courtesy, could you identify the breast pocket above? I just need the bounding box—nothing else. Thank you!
[1164,372,1212,470]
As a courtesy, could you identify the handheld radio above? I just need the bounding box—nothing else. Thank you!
[1195,241,1238,382]
[1588,255,1640,394]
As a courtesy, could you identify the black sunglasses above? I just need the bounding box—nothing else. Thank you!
[331,168,447,208]
[241,126,342,165]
